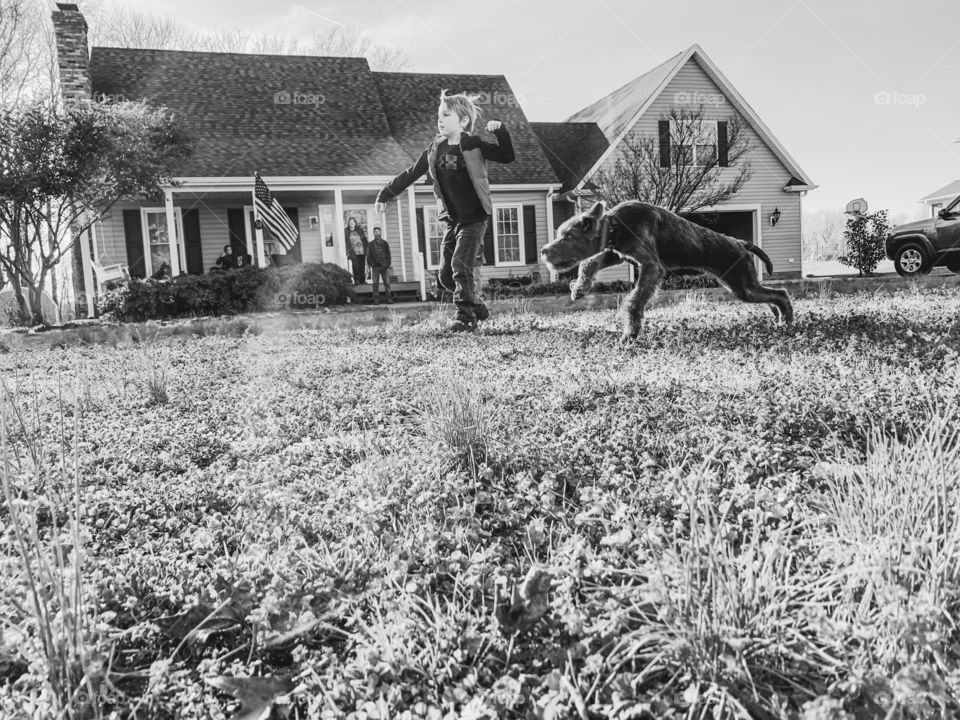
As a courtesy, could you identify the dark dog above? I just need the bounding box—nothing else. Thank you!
[541,201,793,341]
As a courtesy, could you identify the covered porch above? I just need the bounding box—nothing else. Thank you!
[78,177,432,316]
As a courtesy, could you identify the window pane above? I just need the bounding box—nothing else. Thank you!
[425,208,443,268]
[147,212,170,272]
[496,208,521,263]
[674,145,693,166]
[696,144,717,165]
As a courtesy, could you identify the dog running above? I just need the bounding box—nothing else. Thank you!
[540,201,794,341]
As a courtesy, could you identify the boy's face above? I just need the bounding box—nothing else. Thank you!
[437,102,467,138]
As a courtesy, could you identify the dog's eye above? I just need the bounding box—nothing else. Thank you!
[581,218,593,231]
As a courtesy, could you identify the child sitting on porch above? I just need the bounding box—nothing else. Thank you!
[375,89,515,332]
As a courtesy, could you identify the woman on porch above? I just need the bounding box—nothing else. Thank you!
[345,217,369,285]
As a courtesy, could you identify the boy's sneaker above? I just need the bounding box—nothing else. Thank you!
[450,319,477,333]
[474,303,490,322]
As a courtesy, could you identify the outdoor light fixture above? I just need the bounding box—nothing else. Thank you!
[770,207,781,227]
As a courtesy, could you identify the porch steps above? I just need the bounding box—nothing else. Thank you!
[349,280,422,304]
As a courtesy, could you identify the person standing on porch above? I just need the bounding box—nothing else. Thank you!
[367,227,393,304]
[345,217,369,284]
[375,89,515,332]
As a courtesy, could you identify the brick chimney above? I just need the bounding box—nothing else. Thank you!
[51,3,91,106]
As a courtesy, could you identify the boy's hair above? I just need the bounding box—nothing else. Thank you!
[439,89,483,133]
[373,226,382,233]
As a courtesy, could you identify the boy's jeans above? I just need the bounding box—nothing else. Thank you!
[438,217,487,322]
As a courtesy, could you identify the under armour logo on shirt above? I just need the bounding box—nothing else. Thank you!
[437,150,464,171]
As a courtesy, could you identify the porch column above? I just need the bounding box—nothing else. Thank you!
[407,186,425,300]
[254,224,266,267]
[163,190,181,275]
[78,222,95,317]
[396,200,407,282]
[545,189,557,282]
[333,188,346,271]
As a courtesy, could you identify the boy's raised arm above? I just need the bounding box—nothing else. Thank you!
[479,121,515,164]
[376,149,429,206]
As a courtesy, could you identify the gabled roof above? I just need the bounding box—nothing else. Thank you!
[373,72,559,185]
[89,48,560,185]
[921,179,960,202]
[529,122,609,192]
[567,49,686,142]
[564,44,817,193]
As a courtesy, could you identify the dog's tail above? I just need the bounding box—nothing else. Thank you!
[745,243,774,275]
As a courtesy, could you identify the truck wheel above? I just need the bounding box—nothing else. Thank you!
[894,244,929,277]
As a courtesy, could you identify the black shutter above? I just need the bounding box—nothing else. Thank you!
[227,208,246,255]
[415,207,426,268]
[483,213,495,265]
[181,209,204,275]
[717,121,729,167]
[658,120,671,168]
[284,207,302,263]
[522,205,537,265]
[122,209,146,278]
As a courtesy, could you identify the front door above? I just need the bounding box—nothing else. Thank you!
[934,195,960,251]
[343,205,375,276]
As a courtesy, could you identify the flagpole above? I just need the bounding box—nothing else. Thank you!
[251,172,267,268]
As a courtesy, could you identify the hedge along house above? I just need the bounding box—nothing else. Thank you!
[51,4,561,316]
[532,44,817,282]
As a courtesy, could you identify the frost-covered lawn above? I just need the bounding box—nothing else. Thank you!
[3,289,960,719]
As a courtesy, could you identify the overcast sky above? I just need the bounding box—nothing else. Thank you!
[115,0,959,216]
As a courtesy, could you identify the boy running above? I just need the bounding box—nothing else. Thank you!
[375,89,515,332]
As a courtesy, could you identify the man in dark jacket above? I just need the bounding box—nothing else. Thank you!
[367,227,393,304]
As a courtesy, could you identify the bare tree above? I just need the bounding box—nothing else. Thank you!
[802,208,844,261]
[0,0,59,107]
[86,2,410,71]
[594,105,753,214]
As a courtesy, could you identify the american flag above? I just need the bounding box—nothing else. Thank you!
[254,173,298,252]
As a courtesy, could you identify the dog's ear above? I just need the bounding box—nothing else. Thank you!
[580,201,605,233]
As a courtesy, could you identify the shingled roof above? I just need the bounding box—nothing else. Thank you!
[373,71,559,185]
[529,122,609,192]
[89,48,560,185]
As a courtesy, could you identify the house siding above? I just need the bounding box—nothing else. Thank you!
[591,58,805,280]
[93,188,553,286]
[412,187,551,282]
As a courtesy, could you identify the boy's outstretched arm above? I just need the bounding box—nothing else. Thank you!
[376,149,429,209]
[480,120,515,163]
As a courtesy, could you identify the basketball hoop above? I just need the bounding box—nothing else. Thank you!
[845,198,868,215]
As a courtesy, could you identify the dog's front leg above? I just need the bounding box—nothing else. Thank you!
[570,250,623,300]
[618,262,662,342]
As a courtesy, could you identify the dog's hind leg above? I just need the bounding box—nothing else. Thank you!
[719,264,794,323]
[570,250,623,300]
[619,262,662,341]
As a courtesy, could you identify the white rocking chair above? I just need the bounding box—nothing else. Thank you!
[91,260,131,287]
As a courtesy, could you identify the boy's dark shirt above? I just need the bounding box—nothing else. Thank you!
[375,124,515,222]
[434,141,487,225]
